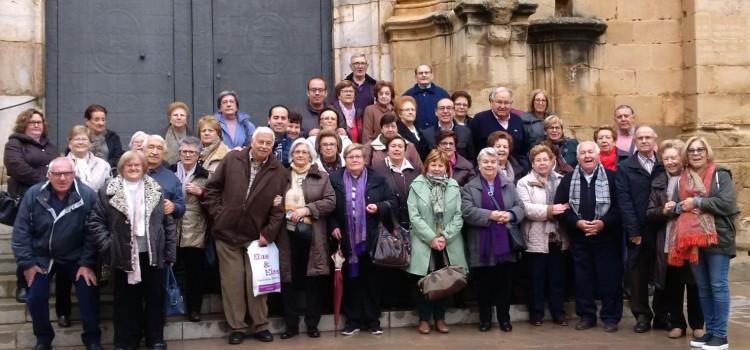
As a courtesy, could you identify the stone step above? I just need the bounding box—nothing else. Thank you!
[0,255,15,275]
[0,236,11,255]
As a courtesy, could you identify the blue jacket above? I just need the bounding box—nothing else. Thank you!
[146,165,186,219]
[214,111,256,149]
[12,179,98,271]
[273,134,292,167]
[615,154,664,246]
[470,109,529,170]
[402,83,450,130]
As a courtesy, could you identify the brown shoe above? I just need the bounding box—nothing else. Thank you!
[418,321,431,334]
[435,319,449,333]
[668,328,684,338]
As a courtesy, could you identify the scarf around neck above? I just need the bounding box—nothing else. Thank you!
[668,163,718,266]
[569,164,611,220]
[425,175,449,235]
[343,168,368,277]
[175,161,196,196]
[480,175,512,264]
[600,148,617,171]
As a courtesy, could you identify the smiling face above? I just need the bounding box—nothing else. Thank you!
[47,159,75,196]
[532,151,553,177]
[251,132,274,161]
[68,133,91,157]
[376,86,392,106]
[169,107,188,129]
[398,101,416,125]
[686,140,708,171]
[319,110,339,131]
[435,98,455,124]
[291,144,312,168]
[287,122,301,140]
[492,138,510,164]
[145,139,166,168]
[661,147,683,176]
[596,129,615,152]
[490,91,512,120]
[577,142,600,174]
[268,106,289,134]
[86,111,106,135]
[25,113,45,140]
[545,122,563,141]
[532,92,548,114]
[478,153,499,179]
[122,159,145,182]
[427,159,447,177]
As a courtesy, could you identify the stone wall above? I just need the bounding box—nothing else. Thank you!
[0,0,45,170]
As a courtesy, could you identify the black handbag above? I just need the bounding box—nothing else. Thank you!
[487,189,527,252]
[295,221,314,241]
[0,191,19,226]
[372,202,411,268]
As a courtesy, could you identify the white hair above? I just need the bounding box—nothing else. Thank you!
[489,86,513,101]
[576,140,600,154]
[47,157,76,174]
[634,125,657,137]
[129,131,148,147]
[350,53,367,64]
[147,134,167,147]
[477,147,498,163]
[252,126,276,145]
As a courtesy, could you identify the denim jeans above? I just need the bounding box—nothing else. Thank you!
[690,250,730,338]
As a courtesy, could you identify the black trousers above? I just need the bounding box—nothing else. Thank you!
[627,244,667,323]
[665,264,704,330]
[472,263,513,323]
[572,241,623,325]
[112,253,166,348]
[54,269,72,317]
[179,247,205,314]
[526,244,566,322]
[281,230,324,332]
[415,250,447,321]
[342,254,382,329]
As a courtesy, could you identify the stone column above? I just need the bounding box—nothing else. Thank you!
[681,0,750,249]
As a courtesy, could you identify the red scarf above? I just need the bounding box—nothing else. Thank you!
[668,163,718,266]
[600,148,617,171]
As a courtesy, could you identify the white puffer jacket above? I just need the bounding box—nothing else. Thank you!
[516,171,569,253]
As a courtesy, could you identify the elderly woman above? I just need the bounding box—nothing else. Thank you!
[516,145,569,326]
[307,107,353,157]
[540,115,578,175]
[362,80,395,143]
[4,108,58,303]
[196,115,230,176]
[330,80,363,143]
[314,129,346,174]
[594,125,630,171]
[279,138,335,339]
[462,147,525,332]
[520,89,553,148]
[84,104,123,168]
[66,125,111,191]
[328,143,396,336]
[168,136,209,322]
[436,130,474,187]
[671,137,739,350]
[487,131,525,183]
[162,102,194,165]
[366,113,423,170]
[395,96,429,159]
[88,150,176,350]
[451,91,473,127]
[128,131,149,153]
[646,139,704,340]
[407,149,465,334]
[214,91,256,150]
[371,136,421,227]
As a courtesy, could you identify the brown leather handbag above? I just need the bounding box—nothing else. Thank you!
[418,249,467,301]
[372,203,411,268]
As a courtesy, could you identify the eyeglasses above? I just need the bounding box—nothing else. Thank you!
[180,150,198,155]
[71,137,89,143]
[28,120,44,126]
[345,155,363,160]
[547,126,562,131]
[687,147,707,155]
[437,106,454,111]
[308,88,326,94]
[49,171,74,179]
[321,143,337,148]
[351,62,367,67]
[534,98,547,103]
[439,142,455,147]
[416,71,431,76]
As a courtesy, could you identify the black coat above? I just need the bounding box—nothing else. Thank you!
[328,168,397,258]
[421,124,476,161]
[615,154,664,246]
[398,121,429,160]
[554,167,621,245]
[3,133,58,197]
[371,160,420,228]
[103,129,124,169]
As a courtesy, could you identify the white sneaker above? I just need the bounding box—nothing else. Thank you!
[341,327,360,336]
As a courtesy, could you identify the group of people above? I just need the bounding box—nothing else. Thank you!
[4,54,738,350]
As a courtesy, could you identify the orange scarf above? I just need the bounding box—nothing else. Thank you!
[668,163,718,266]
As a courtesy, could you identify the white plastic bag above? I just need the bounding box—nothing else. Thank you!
[247,240,281,296]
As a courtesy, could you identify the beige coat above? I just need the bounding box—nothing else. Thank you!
[173,164,209,248]
[516,171,569,253]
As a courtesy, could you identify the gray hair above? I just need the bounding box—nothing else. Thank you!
[576,140,600,154]
[634,125,657,138]
[129,131,148,148]
[179,136,203,152]
[290,138,317,163]
[252,126,276,145]
[350,53,367,64]
[47,157,76,174]
[148,134,166,147]
[489,86,513,102]
[477,147,499,163]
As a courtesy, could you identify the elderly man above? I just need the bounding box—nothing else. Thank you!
[421,97,475,161]
[615,126,668,333]
[268,105,292,167]
[402,64,450,129]
[470,87,529,170]
[12,157,102,350]
[214,91,257,150]
[554,141,623,333]
[613,105,637,153]
[202,127,289,345]
[344,53,377,112]
[145,135,185,219]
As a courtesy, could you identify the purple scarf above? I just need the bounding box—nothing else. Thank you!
[343,168,368,277]
[480,175,512,264]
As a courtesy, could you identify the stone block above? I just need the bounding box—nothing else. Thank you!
[337,3,378,47]
[601,44,650,69]
[695,39,750,66]
[654,0,684,19]
[599,69,636,95]
[661,94,685,127]
[633,20,682,44]
[0,0,42,43]
[683,41,697,68]
[0,42,43,96]
[711,66,750,93]
[604,21,634,44]
[634,69,683,95]
[573,0,618,20]
[529,0,555,21]
[487,56,510,87]
[617,0,656,20]
[650,44,683,69]
[389,310,419,328]
[695,94,750,125]
[613,95,663,125]
[0,326,16,350]
[555,95,600,127]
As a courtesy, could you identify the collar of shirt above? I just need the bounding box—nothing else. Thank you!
[438,121,454,131]
[385,157,414,173]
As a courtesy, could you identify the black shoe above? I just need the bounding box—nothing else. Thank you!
[604,323,619,333]
[702,336,728,350]
[16,287,28,303]
[307,328,321,338]
[113,345,133,350]
[188,311,201,322]
[151,343,167,350]
[85,344,103,350]
[57,314,72,328]
[228,331,245,345]
[530,319,542,326]
[634,321,651,333]
[32,344,51,350]
[341,325,360,336]
[575,319,596,330]
[553,318,568,326]
[478,322,492,332]
[252,330,273,342]
[280,330,298,339]
[499,321,512,332]
[690,333,712,348]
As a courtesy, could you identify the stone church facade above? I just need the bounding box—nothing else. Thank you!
[1,0,748,248]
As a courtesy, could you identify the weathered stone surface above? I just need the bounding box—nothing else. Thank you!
[634,69,682,95]
[604,21,634,44]
[0,0,42,43]
[633,20,682,44]
[0,42,43,96]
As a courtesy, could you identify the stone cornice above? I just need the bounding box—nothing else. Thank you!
[527,17,607,44]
